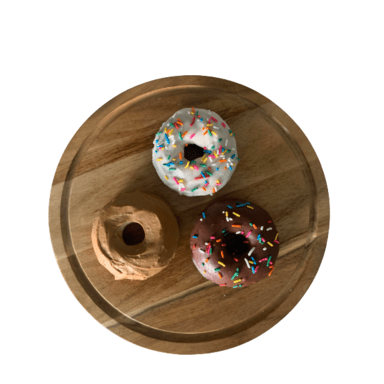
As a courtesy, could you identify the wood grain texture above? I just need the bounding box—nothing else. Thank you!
[49,75,330,354]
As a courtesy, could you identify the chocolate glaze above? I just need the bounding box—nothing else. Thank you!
[190,199,279,288]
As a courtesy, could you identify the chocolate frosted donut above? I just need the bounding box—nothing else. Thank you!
[190,199,279,288]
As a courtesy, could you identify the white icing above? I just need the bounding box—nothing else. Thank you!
[152,108,239,196]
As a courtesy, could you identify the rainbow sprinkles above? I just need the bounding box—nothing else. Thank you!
[152,108,240,196]
[190,199,280,288]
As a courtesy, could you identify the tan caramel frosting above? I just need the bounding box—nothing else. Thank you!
[92,189,179,280]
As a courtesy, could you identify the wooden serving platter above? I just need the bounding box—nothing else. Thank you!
[49,76,329,354]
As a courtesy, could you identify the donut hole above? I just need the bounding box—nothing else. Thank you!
[184,144,205,161]
[122,222,145,246]
[225,233,249,256]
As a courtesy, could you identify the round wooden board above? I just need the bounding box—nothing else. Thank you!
[49,76,329,354]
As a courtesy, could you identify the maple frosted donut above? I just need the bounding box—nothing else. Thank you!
[190,198,280,288]
[152,107,239,196]
[91,190,179,281]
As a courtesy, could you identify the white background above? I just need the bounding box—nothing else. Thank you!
[1,1,383,383]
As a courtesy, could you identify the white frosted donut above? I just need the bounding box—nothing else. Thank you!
[152,108,239,197]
